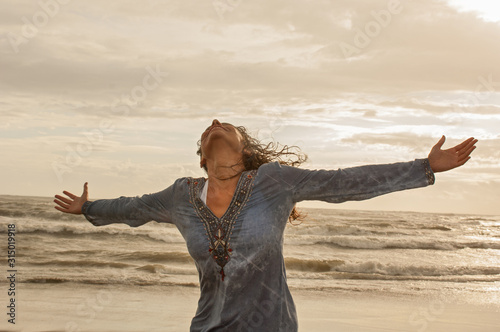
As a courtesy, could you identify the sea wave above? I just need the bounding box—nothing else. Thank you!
[328,261,500,277]
[287,223,425,237]
[136,264,197,275]
[286,258,500,279]
[18,276,199,287]
[0,196,83,222]
[27,259,133,269]
[285,257,345,272]
[288,271,500,283]
[12,221,184,244]
[0,208,80,221]
[312,236,500,250]
[23,251,194,266]
[114,251,194,264]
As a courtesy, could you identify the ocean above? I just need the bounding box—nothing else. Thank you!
[1,194,499,307]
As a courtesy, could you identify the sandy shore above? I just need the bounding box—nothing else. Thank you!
[1,282,498,332]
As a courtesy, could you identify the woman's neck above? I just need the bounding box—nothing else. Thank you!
[203,138,246,190]
[206,160,245,198]
[207,159,244,184]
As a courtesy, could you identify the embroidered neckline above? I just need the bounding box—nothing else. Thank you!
[188,170,257,281]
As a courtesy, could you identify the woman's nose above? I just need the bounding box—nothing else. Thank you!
[212,119,221,126]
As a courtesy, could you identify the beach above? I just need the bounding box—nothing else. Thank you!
[1,195,499,331]
[2,282,498,331]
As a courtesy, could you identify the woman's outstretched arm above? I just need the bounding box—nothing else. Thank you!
[272,136,478,204]
[54,180,179,227]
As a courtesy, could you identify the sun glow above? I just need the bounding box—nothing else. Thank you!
[447,0,500,22]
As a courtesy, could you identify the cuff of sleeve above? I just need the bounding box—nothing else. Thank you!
[81,201,97,225]
[422,159,435,185]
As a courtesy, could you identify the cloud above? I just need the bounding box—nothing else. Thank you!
[1,0,498,213]
[2,0,500,111]
[341,132,435,152]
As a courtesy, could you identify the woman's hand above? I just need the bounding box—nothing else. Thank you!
[428,136,478,173]
[54,182,89,214]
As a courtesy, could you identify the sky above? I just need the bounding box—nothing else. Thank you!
[1,0,499,215]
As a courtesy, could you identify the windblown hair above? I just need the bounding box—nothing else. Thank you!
[196,125,308,223]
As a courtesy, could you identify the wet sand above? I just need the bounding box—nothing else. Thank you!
[2,282,499,332]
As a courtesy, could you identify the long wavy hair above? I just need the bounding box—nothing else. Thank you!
[196,125,308,222]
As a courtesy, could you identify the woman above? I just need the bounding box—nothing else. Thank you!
[54,119,477,331]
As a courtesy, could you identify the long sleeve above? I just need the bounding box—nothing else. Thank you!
[81,178,184,227]
[274,159,434,204]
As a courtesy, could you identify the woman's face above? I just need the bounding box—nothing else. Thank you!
[199,119,245,158]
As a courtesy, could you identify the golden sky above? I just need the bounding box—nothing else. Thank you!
[1,0,499,214]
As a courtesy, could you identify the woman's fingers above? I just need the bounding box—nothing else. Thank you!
[54,198,70,209]
[63,190,77,199]
[54,205,67,212]
[453,137,475,152]
[82,182,89,200]
[434,135,446,150]
[456,139,478,161]
[458,156,471,167]
[458,144,477,162]
[458,138,477,152]
[54,194,72,205]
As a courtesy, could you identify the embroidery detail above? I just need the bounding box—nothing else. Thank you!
[422,159,435,185]
[189,170,257,281]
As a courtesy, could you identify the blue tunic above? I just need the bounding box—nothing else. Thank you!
[82,159,434,331]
